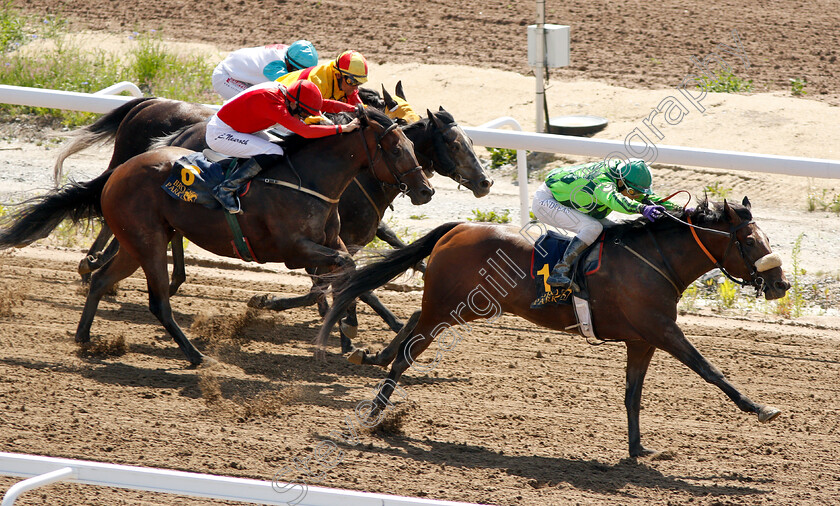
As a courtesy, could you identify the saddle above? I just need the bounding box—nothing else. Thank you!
[530,230,603,307]
[161,151,252,209]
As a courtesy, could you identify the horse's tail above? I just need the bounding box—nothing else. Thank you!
[52,97,158,185]
[315,221,462,349]
[0,171,112,249]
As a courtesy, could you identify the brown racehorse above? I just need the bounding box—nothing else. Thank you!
[315,198,790,457]
[0,107,430,366]
[53,90,491,343]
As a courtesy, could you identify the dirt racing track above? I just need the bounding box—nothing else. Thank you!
[2,0,840,504]
[0,243,838,505]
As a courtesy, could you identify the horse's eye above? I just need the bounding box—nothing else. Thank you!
[745,237,755,246]
[392,147,401,156]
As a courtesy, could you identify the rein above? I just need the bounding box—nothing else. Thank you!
[618,210,769,297]
[358,121,423,196]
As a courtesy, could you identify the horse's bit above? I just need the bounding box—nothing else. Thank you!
[358,122,423,196]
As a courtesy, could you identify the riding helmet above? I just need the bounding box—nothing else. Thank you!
[334,50,369,85]
[284,40,319,72]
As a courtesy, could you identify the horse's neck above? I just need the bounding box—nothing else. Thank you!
[404,121,435,171]
[353,171,400,214]
[616,225,722,292]
[277,135,369,200]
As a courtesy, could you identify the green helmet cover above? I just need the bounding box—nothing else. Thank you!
[614,159,652,194]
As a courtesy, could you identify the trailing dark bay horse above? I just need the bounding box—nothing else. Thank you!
[0,107,430,366]
[53,88,491,343]
[316,199,790,457]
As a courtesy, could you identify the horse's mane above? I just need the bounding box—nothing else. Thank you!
[401,108,454,137]
[601,197,752,239]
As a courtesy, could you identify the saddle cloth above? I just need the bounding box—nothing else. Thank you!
[529,230,603,307]
[161,152,249,209]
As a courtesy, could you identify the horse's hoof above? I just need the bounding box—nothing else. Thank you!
[197,356,219,369]
[340,321,358,340]
[347,349,367,365]
[630,446,661,458]
[247,294,269,309]
[758,405,781,423]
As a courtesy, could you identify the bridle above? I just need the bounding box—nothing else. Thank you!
[357,119,423,196]
[678,212,777,296]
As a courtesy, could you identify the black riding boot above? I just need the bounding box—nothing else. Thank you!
[211,157,264,214]
[546,237,589,289]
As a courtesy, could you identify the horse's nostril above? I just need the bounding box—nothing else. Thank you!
[480,178,493,189]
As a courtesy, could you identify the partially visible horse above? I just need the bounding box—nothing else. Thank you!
[1,107,430,366]
[316,198,789,457]
[53,86,492,344]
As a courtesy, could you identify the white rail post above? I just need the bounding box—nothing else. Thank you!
[475,117,530,226]
[1,466,76,506]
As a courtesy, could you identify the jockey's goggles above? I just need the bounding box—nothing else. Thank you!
[340,73,364,86]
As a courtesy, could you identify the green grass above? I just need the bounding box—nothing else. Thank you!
[468,208,511,223]
[695,70,753,93]
[486,147,517,169]
[789,77,807,96]
[807,189,840,213]
[704,181,732,199]
[0,5,216,126]
[0,1,25,53]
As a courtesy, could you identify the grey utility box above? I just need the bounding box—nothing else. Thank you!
[527,24,570,68]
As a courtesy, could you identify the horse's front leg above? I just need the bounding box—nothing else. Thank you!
[358,291,404,333]
[624,339,658,458]
[650,317,781,423]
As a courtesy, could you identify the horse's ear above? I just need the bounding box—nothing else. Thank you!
[742,196,751,209]
[427,109,446,130]
[382,86,397,110]
[395,80,407,101]
[723,199,739,223]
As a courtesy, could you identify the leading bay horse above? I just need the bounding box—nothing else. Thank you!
[316,198,789,457]
[0,107,430,366]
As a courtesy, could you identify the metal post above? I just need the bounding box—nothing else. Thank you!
[535,0,546,133]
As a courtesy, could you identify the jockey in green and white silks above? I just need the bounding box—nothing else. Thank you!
[531,158,681,290]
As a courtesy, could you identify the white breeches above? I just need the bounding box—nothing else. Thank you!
[531,183,604,245]
[205,116,285,158]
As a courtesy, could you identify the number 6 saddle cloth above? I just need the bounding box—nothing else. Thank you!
[161,152,251,209]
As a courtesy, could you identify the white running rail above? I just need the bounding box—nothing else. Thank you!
[1,82,839,226]
[0,452,484,506]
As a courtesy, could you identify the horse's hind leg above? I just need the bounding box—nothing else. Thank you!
[78,224,114,278]
[652,318,781,422]
[141,249,205,366]
[76,249,140,344]
[624,340,658,458]
[169,232,186,296]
